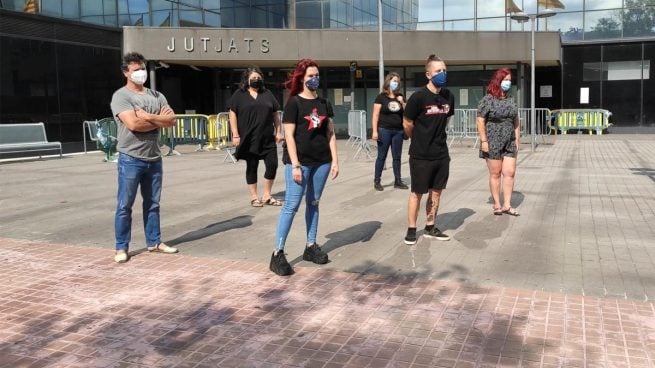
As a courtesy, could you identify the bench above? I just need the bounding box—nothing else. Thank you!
[0,123,62,158]
[551,109,612,135]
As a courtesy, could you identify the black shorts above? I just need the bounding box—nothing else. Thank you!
[409,157,450,194]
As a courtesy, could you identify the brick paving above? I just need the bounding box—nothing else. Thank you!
[1,238,655,368]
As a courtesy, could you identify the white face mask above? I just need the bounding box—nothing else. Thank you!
[130,69,148,85]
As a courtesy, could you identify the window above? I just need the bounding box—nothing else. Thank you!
[585,0,623,11]
[477,17,506,31]
[585,9,622,40]
[477,0,505,18]
[444,0,473,20]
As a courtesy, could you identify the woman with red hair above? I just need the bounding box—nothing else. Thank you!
[270,58,339,276]
[476,68,520,216]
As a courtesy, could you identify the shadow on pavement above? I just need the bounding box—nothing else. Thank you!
[165,215,254,247]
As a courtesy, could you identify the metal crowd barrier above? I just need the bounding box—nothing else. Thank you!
[210,112,236,163]
[518,108,553,144]
[551,109,611,135]
[348,110,372,159]
[160,114,210,155]
[82,118,118,160]
[82,119,101,153]
[448,109,479,148]
[447,108,553,149]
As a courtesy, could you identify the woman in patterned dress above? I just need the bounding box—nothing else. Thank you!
[476,68,521,216]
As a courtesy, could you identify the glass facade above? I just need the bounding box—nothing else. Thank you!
[2,1,652,40]
[0,36,122,141]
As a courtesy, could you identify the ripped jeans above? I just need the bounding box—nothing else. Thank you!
[274,162,331,251]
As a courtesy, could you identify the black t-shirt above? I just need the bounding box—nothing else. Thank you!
[403,86,455,160]
[374,93,404,130]
[282,95,334,165]
[229,88,281,158]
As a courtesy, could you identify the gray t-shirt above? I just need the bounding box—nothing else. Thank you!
[110,86,169,161]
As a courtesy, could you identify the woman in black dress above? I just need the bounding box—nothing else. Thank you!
[476,68,521,216]
[229,66,283,207]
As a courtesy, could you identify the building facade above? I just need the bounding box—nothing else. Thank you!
[1,0,653,143]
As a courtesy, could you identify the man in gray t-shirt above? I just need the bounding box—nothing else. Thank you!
[109,52,178,263]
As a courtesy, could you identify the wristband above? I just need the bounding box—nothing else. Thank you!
[293,164,301,169]
[233,135,240,138]
[481,140,487,143]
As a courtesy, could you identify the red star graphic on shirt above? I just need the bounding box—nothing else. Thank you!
[304,108,326,131]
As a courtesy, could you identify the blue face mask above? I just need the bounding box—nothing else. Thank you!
[501,80,512,92]
[430,71,447,88]
[389,81,399,91]
[305,76,320,91]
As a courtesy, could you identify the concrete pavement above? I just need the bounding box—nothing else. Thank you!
[1,135,655,367]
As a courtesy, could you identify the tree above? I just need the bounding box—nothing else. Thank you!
[588,13,621,39]
[623,0,655,37]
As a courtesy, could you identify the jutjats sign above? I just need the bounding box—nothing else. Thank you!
[165,37,270,54]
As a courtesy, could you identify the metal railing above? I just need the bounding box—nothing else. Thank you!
[518,108,552,144]
[448,108,554,149]
[348,110,372,159]
[160,114,211,155]
[448,109,479,148]
[551,109,611,135]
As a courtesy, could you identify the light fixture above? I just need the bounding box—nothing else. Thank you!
[508,7,558,152]
[157,61,170,69]
[510,12,529,22]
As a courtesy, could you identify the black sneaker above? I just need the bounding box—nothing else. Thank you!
[270,251,293,276]
[374,181,384,191]
[394,180,409,190]
[423,227,450,241]
[303,243,329,264]
[404,229,417,245]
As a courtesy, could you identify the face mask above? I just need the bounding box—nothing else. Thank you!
[130,69,148,85]
[501,80,512,92]
[249,79,263,89]
[389,81,399,91]
[430,71,447,88]
[305,76,320,91]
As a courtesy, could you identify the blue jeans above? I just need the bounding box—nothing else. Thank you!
[375,128,404,181]
[115,154,163,251]
[274,163,331,251]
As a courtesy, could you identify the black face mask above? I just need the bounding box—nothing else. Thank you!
[249,79,263,89]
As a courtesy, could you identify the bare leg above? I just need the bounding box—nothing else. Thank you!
[486,159,502,209]
[262,178,274,201]
[501,157,517,209]
[407,192,423,228]
[248,183,259,201]
[425,189,442,226]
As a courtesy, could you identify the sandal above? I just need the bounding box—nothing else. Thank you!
[262,197,282,206]
[502,207,520,216]
[493,207,503,216]
[251,198,264,207]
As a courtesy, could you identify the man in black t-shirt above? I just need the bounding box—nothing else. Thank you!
[402,54,455,245]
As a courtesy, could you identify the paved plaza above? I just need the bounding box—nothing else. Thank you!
[1,135,655,367]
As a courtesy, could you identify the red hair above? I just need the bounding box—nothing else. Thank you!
[285,58,319,96]
[487,68,512,99]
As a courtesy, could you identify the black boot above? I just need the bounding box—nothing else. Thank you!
[394,179,408,189]
[270,251,293,276]
[374,180,384,191]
